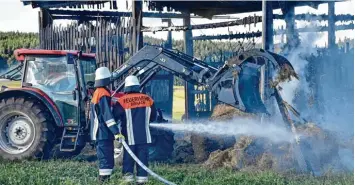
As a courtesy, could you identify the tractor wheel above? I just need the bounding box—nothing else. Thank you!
[0,97,55,160]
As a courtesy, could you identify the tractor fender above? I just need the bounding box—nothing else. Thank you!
[0,87,63,127]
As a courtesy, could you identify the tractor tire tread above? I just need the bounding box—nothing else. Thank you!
[0,96,55,161]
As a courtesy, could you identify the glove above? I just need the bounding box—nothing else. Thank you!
[115,134,125,142]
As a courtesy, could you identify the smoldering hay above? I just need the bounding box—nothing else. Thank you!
[201,104,345,174]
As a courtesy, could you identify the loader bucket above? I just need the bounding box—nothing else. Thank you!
[237,63,267,114]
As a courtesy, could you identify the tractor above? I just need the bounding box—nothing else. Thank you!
[0,49,100,160]
[0,49,174,160]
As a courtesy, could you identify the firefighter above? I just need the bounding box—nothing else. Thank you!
[90,67,124,183]
[113,75,157,184]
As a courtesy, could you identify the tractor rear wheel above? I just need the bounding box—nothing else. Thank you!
[0,97,55,160]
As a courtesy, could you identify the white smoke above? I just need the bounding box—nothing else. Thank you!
[277,21,354,172]
[278,22,321,110]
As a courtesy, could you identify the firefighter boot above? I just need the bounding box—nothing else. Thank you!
[98,175,110,183]
[136,176,148,185]
[123,174,134,184]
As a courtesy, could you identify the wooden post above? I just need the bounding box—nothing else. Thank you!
[132,0,143,54]
[262,0,273,51]
[162,18,174,118]
[328,2,336,49]
[282,4,297,49]
[162,19,172,49]
[261,0,274,114]
[38,8,53,49]
[183,12,194,120]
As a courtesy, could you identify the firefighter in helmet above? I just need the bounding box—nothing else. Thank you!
[90,67,124,182]
[113,75,157,184]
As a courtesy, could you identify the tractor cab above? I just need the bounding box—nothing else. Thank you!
[15,49,96,128]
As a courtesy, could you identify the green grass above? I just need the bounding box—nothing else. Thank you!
[0,160,353,185]
[0,80,21,88]
[173,86,185,121]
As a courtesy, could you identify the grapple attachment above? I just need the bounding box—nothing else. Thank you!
[237,62,267,113]
[212,49,297,114]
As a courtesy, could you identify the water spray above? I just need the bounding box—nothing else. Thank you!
[151,119,294,144]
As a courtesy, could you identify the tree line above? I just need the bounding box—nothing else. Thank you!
[0,32,245,68]
[0,31,39,68]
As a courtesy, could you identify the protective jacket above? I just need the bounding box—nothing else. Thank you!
[90,87,120,141]
[113,93,157,145]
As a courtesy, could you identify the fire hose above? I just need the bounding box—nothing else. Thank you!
[120,140,177,185]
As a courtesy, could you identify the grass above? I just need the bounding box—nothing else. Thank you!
[0,160,353,185]
[172,86,185,120]
[0,80,20,88]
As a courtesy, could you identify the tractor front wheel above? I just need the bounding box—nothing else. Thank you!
[0,97,55,160]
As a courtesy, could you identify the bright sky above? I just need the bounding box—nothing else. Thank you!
[0,0,354,47]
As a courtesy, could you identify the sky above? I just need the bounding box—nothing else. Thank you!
[0,0,354,47]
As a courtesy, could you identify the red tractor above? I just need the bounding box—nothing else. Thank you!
[0,49,121,160]
[0,48,176,161]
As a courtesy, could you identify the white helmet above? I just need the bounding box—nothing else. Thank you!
[124,75,140,93]
[125,75,140,87]
[94,67,111,87]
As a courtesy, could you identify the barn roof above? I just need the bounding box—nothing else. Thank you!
[147,1,323,18]
[21,0,330,18]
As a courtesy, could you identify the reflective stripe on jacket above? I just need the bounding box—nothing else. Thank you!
[90,87,120,141]
[113,93,157,145]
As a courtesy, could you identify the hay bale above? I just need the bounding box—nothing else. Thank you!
[191,134,208,162]
[203,105,342,174]
[203,149,231,169]
[190,104,254,163]
[172,139,195,163]
[210,104,256,121]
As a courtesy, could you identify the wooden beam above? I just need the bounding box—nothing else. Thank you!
[192,23,353,41]
[328,2,336,49]
[183,12,195,120]
[48,9,189,19]
[282,4,298,49]
[132,0,143,54]
[262,0,273,51]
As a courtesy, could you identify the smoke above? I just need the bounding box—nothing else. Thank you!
[151,118,294,144]
[278,25,319,111]
[277,20,354,172]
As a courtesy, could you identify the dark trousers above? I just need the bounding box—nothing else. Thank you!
[96,140,114,176]
[122,144,149,177]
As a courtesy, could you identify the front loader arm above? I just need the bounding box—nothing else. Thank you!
[111,45,296,114]
[112,45,218,86]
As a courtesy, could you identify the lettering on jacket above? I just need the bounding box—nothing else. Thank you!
[118,93,154,110]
